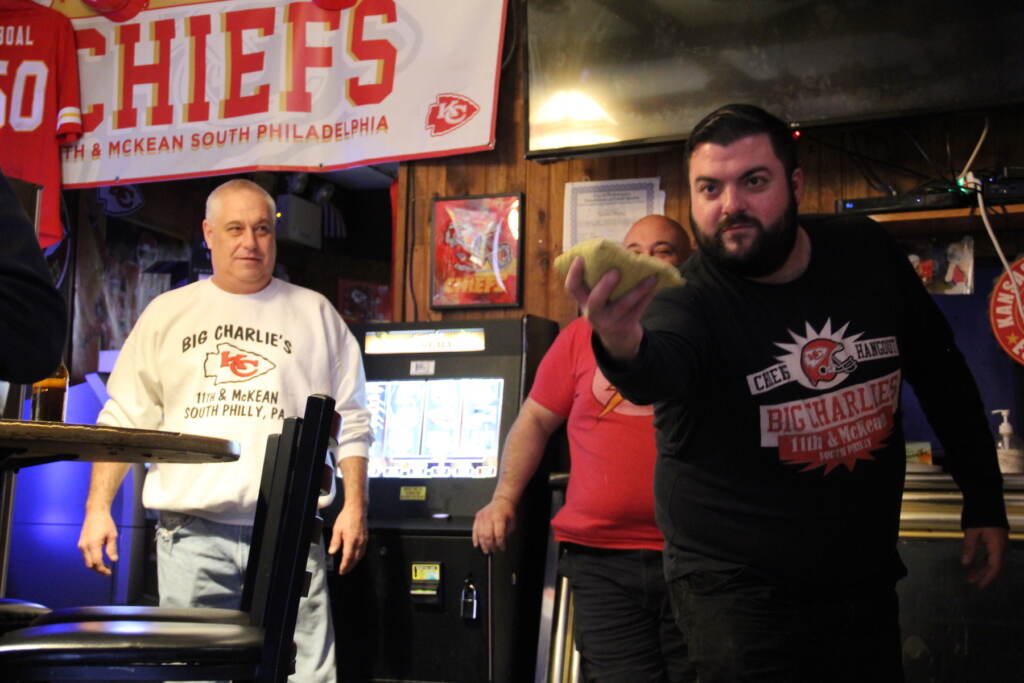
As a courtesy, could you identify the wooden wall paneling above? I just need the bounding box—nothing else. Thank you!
[403,161,441,321]
[391,163,410,321]
[487,62,522,195]
[799,131,827,213]
[551,160,577,325]
[443,156,474,200]
[632,152,657,212]
[571,155,613,185]
[634,151,660,199]
[887,122,942,195]
[821,129,848,207]
[633,149,695,259]
[654,148,695,251]
[482,145,513,197]
[802,128,848,213]
[848,123,900,197]
[938,115,980,179]
[118,179,206,241]
[962,108,1022,176]
[423,161,450,320]
[522,156,551,320]
[398,161,418,321]
[543,159,575,326]
[994,109,1024,169]
[918,116,962,189]
[837,126,886,206]
[609,155,639,187]
[938,111,1004,181]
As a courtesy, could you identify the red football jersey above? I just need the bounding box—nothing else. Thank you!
[0,0,82,248]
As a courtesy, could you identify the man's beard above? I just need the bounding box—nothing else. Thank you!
[691,192,799,278]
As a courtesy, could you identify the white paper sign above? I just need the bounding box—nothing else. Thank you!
[562,177,666,248]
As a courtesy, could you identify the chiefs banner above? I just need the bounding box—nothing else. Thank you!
[58,0,507,187]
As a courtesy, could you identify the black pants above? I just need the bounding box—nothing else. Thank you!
[669,567,904,683]
[559,544,696,683]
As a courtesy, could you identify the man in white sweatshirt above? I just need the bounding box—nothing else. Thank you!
[77,178,372,683]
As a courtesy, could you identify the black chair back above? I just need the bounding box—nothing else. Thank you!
[0,393,337,682]
[240,433,279,615]
[250,394,335,677]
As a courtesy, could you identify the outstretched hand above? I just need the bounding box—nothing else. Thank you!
[564,256,659,362]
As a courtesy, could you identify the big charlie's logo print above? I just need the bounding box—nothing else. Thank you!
[746,320,901,474]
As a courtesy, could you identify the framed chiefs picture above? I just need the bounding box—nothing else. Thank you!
[430,193,522,309]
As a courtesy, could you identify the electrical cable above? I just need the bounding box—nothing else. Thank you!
[848,135,894,195]
[945,133,957,187]
[800,132,935,183]
[957,117,989,185]
[965,170,1024,322]
[812,116,990,203]
[899,127,956,189]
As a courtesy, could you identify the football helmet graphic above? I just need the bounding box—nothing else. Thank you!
[800,338,858,386]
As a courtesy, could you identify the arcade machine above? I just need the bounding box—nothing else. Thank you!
[334,315,560,683]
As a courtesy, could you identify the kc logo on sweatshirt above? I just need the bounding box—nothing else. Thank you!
[203,342,276,385]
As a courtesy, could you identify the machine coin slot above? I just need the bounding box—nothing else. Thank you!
[410,562,442,605]
[460,578,479,620]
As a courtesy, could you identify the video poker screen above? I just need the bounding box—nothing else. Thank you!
[365,378,503,479]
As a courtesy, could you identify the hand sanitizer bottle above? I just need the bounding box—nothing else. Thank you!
[992,410,1024,474]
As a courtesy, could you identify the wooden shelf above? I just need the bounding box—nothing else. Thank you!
[867,202,1024,236]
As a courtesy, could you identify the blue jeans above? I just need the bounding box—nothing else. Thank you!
[156,513,336,683]
[670,567,904,683]
[559,544,695,683]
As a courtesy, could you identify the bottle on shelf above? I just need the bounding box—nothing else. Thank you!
[30,361,69,423]
[992,409,1024,474]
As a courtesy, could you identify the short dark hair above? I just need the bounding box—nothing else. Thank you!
[685,104,798,176]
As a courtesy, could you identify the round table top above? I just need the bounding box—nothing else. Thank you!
[0,419,240,466]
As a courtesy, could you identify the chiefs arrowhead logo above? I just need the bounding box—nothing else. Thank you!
[426,93,480,136]
[203,342,276,385]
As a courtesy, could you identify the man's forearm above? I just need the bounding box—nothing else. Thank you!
[85,462,132,512]
[339,456,367,510]
[491,401,562,505]
[492,439,546,506]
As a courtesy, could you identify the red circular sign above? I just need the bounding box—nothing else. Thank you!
[989,257,1024,365]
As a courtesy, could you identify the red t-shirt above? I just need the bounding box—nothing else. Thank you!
[530,317,663,550]
[0,0,82,248]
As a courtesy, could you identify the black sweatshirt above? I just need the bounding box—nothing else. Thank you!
[597,215,1007,590]
[0,172,66,384]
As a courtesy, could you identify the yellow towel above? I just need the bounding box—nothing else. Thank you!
[554,238,684,301]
